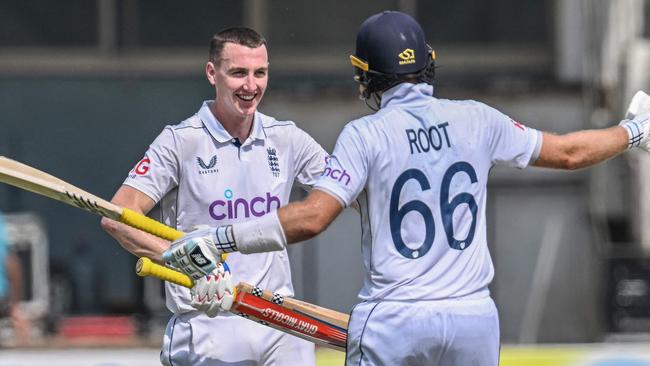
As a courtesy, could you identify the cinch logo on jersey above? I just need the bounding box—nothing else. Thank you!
[197,155,218,175]
[398,48,415,65]
[322,156,351,186]
[209,189,281,220]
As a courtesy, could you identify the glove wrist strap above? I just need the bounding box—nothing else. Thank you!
[232,211,287,254]
[213,225,238,253]
[620,119,645,149]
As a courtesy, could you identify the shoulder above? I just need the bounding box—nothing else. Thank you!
[165,114,206,134]
[434,97,494,113]
[257,111,315,142]
[257,112,297,130]
[344,109,395,133]
[150,114,209,151]
[431,98,508,124]
[158,114,209,142]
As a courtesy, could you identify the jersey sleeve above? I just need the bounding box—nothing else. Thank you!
[122,127,180,203]
[313,123,369,206]
[291,127,328,186]
[483,104,541,169]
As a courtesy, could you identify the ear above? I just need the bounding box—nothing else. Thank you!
[206,62,217,86]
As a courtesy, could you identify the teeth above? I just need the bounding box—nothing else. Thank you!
[238,94,255,101]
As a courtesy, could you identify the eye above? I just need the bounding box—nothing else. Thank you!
[255,70,267,77]
[230,70,247,77]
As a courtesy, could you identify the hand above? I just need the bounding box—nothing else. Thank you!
[162,225,237,280]
[620,111,650,151]
[191,262,235,317]
[626,90,650,119]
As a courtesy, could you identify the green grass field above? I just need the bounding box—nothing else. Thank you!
[316,344,650,366]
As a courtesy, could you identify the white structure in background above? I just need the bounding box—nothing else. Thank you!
[0,213,49,345]
[626,41,650,252]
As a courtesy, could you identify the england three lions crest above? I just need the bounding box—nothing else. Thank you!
[267,148,280,177]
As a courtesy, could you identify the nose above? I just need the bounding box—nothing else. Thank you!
[243,74,256,91]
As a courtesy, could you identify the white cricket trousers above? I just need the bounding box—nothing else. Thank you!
[160,311,315,366]
[346,296,500,366]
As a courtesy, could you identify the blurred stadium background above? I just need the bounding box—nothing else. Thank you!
[3,0,650,364]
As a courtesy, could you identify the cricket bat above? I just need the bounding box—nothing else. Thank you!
[0,156,349,351]
[0,156,183,242]
[137,257,348,350]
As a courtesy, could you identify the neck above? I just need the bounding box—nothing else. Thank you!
[211,101,254,141]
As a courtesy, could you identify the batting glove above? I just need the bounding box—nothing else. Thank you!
[625,90,650,119]
[162,225,239,281]
[191,262,235,317]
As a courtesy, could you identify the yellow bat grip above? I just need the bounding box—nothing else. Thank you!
[136,257,193,288]
[121,208,228,262]
[136,258,239,301]
[121,208,184,241]
[124,208,229,285]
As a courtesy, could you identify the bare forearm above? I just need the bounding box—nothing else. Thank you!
[278,190,344,244]
[100,185,168,262]
[101,217,170,262]
[534,127,628,169]
[278,202,322,243]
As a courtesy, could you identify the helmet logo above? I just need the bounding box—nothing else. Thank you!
[398,48,416,65]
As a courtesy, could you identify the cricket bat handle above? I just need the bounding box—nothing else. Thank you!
[136,257,193,288]
[121,208,185,242]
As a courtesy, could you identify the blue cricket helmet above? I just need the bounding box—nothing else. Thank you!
[350,11,435,106]
[352,11,429,74]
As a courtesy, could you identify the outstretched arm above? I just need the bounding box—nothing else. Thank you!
[533,105,650,170]
[278,189,344,243]
[162,189,344,279]
[533,127,628,170]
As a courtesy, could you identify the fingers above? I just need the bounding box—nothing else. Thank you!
[220,290,235,312]
[626,91,650,119]
[190,263,235,316]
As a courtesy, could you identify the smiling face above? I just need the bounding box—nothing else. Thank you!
[206,43,269,125]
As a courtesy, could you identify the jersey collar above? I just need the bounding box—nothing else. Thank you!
[198,101,266,144]
[380,83,434,109]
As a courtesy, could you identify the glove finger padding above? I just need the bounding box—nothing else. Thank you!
[190,262,235,318]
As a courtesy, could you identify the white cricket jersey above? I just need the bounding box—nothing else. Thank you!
[315,83,541,302]
[124,101,327,313]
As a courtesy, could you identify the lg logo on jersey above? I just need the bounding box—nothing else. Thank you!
[209,189,281,220]
[129,157,150,178]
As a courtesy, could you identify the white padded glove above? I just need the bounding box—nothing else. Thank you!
[162,225,238,281]
[625,90,650,119]
[191,262,235,317]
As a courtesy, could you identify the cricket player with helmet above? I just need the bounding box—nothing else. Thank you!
[102,27,327,365]
[164,11,650,366]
